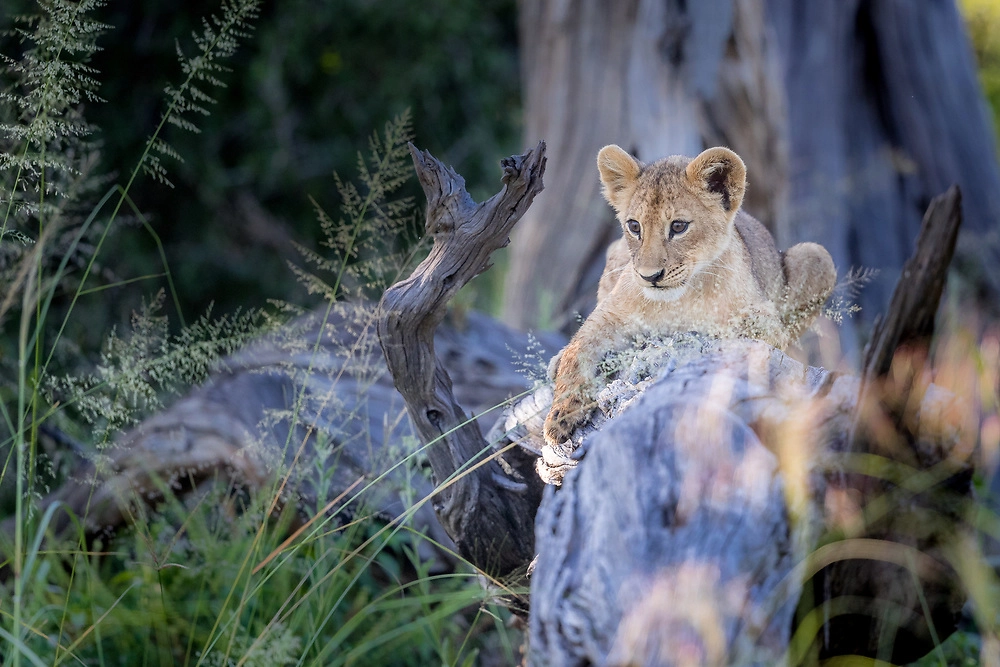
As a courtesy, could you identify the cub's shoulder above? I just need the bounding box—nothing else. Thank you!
[597,238,630,303]
[733,210,784,301]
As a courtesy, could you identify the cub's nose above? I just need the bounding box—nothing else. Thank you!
[640,268,665,284]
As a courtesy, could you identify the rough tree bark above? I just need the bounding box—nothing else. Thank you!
[377,143,548,580]
[766,0,1000,329]
[505,0,1000,355]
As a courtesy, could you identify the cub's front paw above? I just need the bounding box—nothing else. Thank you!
[543,398,586,446]
[540,399,587,486]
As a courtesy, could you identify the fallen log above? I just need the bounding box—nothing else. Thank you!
[15,302,563,578]
[516,333,968,665]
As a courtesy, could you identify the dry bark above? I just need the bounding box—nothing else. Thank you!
[524,339,854,665]
[513,335,968,665]
[859,186,963,381]
[377,143,549,580]
[12,144,557,590]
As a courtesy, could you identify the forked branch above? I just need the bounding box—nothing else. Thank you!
[377,143,547,580]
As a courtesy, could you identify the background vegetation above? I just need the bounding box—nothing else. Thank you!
[1,0,519,347]
[964,0,1000,154]
[0,1,521,664]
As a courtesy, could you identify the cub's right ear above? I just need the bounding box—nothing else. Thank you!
[597,145,642,211]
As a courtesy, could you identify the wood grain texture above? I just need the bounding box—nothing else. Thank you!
[861,186,963,380]
[377,143,548,580]
[508,332,970,665]
[526,339,841,665]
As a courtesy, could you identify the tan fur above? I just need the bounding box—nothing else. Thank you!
[544,145,836,446]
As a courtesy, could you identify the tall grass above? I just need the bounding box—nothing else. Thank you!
[1,2,521,665]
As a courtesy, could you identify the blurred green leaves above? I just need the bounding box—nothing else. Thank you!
[85,0,519,322]
[962,0,1000,152]
[1,0,518,340]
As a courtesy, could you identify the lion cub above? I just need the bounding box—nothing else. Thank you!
[543,145,836,447]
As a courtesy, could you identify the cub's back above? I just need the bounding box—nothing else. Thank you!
[734,210,784,302]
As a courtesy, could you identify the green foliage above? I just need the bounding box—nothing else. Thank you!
[142,0,261,188]
[0,2,520,663]
[0,0,106,325]
[47,291,264,447]
[0,0,104,194]
[913,628,982,667]
[7,479,513,665]
[15,0,520,328]
[962,0,1000,151]
[288,110,420,305]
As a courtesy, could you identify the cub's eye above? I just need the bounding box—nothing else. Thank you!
[626,219,641,237]
[670,220,690,236]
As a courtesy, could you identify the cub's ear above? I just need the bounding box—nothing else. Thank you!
[597,145,642,211]
[685,147,746,214]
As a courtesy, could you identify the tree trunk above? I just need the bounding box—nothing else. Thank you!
[505,0,786,331]
[766,0,1000,337]
[505,0,1000,357]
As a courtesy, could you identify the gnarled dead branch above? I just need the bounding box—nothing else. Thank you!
[377,143,548,580]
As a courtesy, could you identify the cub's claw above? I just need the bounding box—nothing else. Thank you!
[540,401,585,485]
[543,399,586,446]
[543,417,572,447]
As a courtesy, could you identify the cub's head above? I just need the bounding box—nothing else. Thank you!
[597,144,746,301]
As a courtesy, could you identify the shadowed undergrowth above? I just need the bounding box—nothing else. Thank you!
[0,2,521,664]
